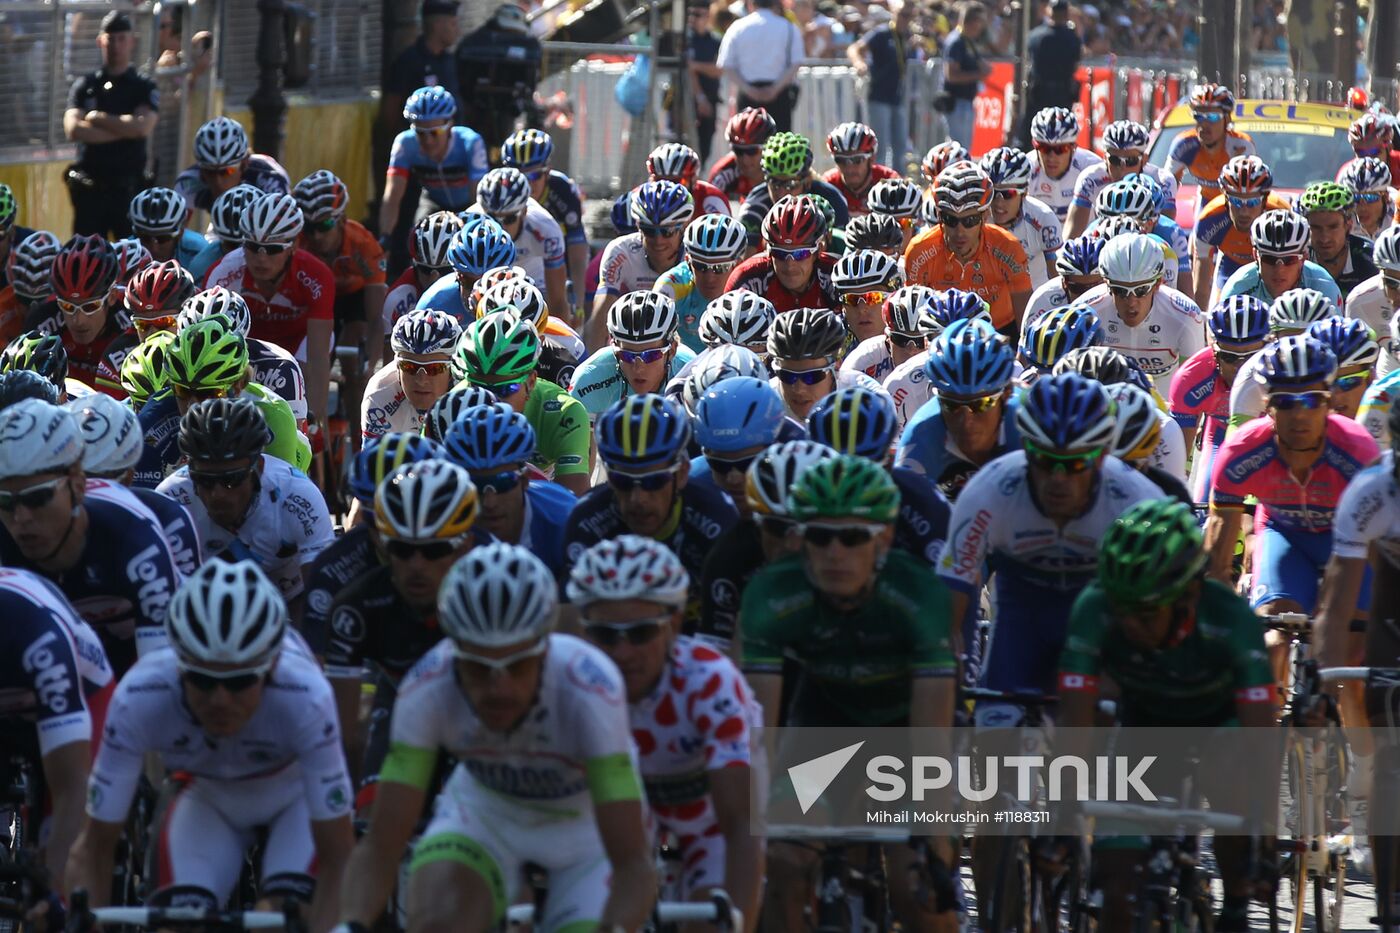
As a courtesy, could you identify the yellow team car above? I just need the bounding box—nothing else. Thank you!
[1145,99,1358,230]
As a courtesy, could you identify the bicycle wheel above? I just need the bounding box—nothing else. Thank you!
[984,837,1032,933]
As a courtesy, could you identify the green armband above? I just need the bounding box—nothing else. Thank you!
[378,741,438,790]
[586,752,642,804]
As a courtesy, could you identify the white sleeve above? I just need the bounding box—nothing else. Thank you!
[297,677,354,822]
[1149,411,1188,480]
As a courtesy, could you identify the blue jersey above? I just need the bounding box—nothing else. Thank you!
[132,488,203,577]
[568,345,698,417]
[891,467,951,566]
[538,170,587,247]
[301,524,376,657]
[173,229,210,270]
[186,241,227,285]
[175,154,292,212]
[133,392,182,490]
[1220,259,1343,307]
[415,273,470,324]
[0,481,182,674]
[1151,217,1191,282]
[521,479,577,577]
[895,394,1024,502]
[388,125,490,212]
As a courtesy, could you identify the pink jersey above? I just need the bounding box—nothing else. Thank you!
[1168,346,1232,501]
[1210,415,1380,533]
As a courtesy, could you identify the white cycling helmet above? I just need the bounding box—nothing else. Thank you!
[831,249,902,295]
[683,213,748,264]
[167,559,286,669]
[566,535,690,610]
[1373,225,1400,273]
[210,185,263,242]
[1268,288,1337,333]
[698,290,776,349]
[374,459,479,540]
[682,344,768,413]
[480,278,548,331]
[1105,382,1161,462]
[129,187,188,237]
[607,291,679,344]
[0,399,83,480]
[867,179,924,219]
[477,168,533,216]
[438,541,558,647]
[1030,107,1079,145]
[1101,120,1150,152]
[241,193,304,245]
[745,439,839,516]
[1097,232,1165,284]
[1096,180,1156,222]
[193,116,250,169]
[392,308,463,357]
[178,287,252,337]
[413,211,467,270]
[67,393,142,477]
[1251,209,1311,256]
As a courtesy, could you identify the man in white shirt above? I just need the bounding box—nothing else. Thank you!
[716,0,805,131]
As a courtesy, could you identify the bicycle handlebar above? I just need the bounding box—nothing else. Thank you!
[86,907,287,929]
[1319,666,1400,685]
[506,893,743,929]
[1081,800,1247,832]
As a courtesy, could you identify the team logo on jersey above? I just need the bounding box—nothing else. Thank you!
[330,606,365,642]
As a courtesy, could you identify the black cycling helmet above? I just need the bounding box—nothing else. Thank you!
[0,331,69,387]
[767,307,848,361]
[178,397,273,463]
[0,369,61,409]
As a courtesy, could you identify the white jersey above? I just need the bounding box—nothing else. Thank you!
[1333,450,1400,568]
[884,351,936,434]
[1345,274,1394,357]
[157,455,333,600]
[769,369,887,420]
[840,335,894,382]
[1148,408,1188,479]
[596,233,665,298]
[390,635,637,816]
[1226,351,1270,425]
[1027,147,1104,220]
[465,200,566,287]
[1075,282,1205,396]
[1070,163,1179,222]
[1021,277,1074,346]
[85,638,352,824]
[1001,196,1063,291]
[383,280,421,334]
[360,361,425,442]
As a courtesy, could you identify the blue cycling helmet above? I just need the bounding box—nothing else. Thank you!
[443,402,538,471]
[1021,305,1105,371]
[1015,372,1120,453]
[348,432,447,505]
[423,384,498,441]
[806,386,898,461]
[403,85,457,124]
[1120,172,1166,215]
[1055,234,1107,279]
[920,288,994,336]
[1306,316,1380,371]
[1258,334,1338,389]
[501,128,555,171]
[629,180,695,229]
[1206,295,1270,346]
[612,192,638,235]
[693,376,785,453]
[596,394,693,471]
[924,318,1015,396]
[446,220,518,277]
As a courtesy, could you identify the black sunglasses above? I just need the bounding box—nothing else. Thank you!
[888,332,923,348]
[705,453,757,476]
[0,476,65,512]
[939,212,983,229]
[183,669,265,693]
[584,619,668,647]
[802,524,881,547]
[245,241,290,256]
[189,466,255,489]
[471,468,524,495]
[609,467,679,492]
[385,539,459,561]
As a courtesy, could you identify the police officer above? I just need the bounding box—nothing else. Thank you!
[1018,0,1082,148]
[63,11,160,238]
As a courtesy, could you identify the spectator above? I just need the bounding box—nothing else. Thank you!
[663,0,724,166]
[847,0,916,169]
[1018,0,1082,148]
[717,0,806,132]
[62,11,159,239]
[941,1,991,150]
[791,0,837,57]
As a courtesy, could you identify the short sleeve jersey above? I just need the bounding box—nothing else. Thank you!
[1027,147,1104,219]
[205,248,336,355]
[522,377,592,478]
[597,234,665,298]
[1001,195,1064,290]
[175,154,292,212]
[819,163,903,216]
[706,153,760,201]
[314,220,387,297]
[538,171,588,247]
[725,252,842,313]
[653,263,709,352]
[1219,260,1343,312]
[1074,281,1205,396]
[1164,129,1255,206]
[904,225,1033,330]
[1332,450,1400,568]
[1191,191,1294,287]
[568,345,697,417]
[1357,368,1400,447]
[67,67,159,179]
[464,201,566,285]
[387,126,490,212]
[1071,163,1178,214]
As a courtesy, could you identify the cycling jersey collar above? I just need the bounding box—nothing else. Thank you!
[651,498,683,542]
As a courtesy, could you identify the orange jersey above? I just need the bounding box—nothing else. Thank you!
[1191,190,1292,272]
[304,220,386,297]
[904,224,1032,329]
[1163,128,1255,203]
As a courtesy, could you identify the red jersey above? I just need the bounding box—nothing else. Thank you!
[821,163,903,215]
[61,326,120,392]
[205,248,335,354]
[690,179,733,216]
[724,252,841,313]
[706,153,759,201]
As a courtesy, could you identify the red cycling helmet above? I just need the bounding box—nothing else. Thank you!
[726,107,777,147]
[52,234,119,303]
[1218,155,1273,194]
[1349,112,1394,152]
[762,195,826,249]
[1189,82,1235,113]
[125,260,196,316]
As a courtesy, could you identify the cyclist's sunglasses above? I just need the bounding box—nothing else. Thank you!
[608,463,682,492]
[1226,194,1264,209]
[1334,373,1369,392]
[1108,281,1158,299]
[1382,274,1400,291]
[138,232,178,246]
[1257,254,1302,267]
[0,477,66,512]
[471,468,524,496]
[398,360,451,378]
[1212,347,1255,365]
[704,452,758,477]
[413,123,452,136]
[189,465,255,489]
[1034,142,1074,155]
[639,225,683,239]
[616,347,668,365]
[691,260,736,275]
[200,164,242,179]
[1354,191,1386,203]
[307,217,339,233]
[833,154,870,165]
[58,295,107,316]
[245,241,290,256]
[774,365,834,386]
[1025,443,1102,474]
[385,538,462,561]
[473,379,526,398]
[770,246,818,262]
[993,188,1023,200]
[938,212,984,229]
[841,290,890,307]
[888,331,924,348]
[801,522,886,547]
[453,638,548,677]
[1268,391,1329,410]
[1106,153,1142,167]
[181,667,267,693]
[172,384,231,403]
[1192,110,1226,124]
[941,393,1002,414]
[733,146,762,156]
[768,176,806,191]
[584,616,670,647]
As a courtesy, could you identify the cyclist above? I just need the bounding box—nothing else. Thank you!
[571,291,696,418]
[1298,179,1378,300]
[570,535,764,930]
[335,543,655,933]
[1104,381,1194,505]
[766,306,882,420]
[185,183,262,284]
[177,286,309,422]
[69,392,203,576]
[442,403,574,574]
[843,282,932,383]
[476,275,585,388]
[866,179,925,255]
[501,128,589,311]
[1358,352,1400,444]
[415,216,518,322]
[361,308,460,441]
[326,459,482,789]
[1066,119,1179,238]
[697,289,777,358]
[647,142,731,216]
[1168,294,1270,500]
[831,249,904,354]
[589,180,695,350]
[378,85,489,246]
[676,344,773,418]
[843,211,904,259]
[1337,110,1400,185]
[1163,83,1255,215]
[91,258,195,397]
[1052,346,1186,473]
[7,231,62,332]
[68,559,353,929]
[1025,106,1103,221]
[897,317,1020,501]
[654,213,748,352]
[117,331,174,410]
[726,195,840,313]
[293,169,388,371]
[0,398,182,672]
[1092,176,1190,287]
[383,211,462,332]
[884,288,992,431]
[564,394,738,618]
[708,107,777,201]
[980,146,1063,288]
[736,131,850,247]
[463,167,569,317]
[1220,209,1343,307]
[1206,335,1378,620]
[1074,231,1204,395]
[34,235,123,391]
[174,115,291,212]
[688,373,786,498]
[906,161,1033,338]
[128,186,207,266]
[822,121,902,216]
[0,184,33,291]
[740,454,958,931]
[1226,287,1340,427]
[1057,499,1276,932]
[0,367,59,408]
[1189,155,1290,311]
[919,139,970,193]
[157,398,332,607]
[454,312,593,495]
[1338,156,1394,243]
[206,192,335,433]
[1307,315,1380,421]
[1023,234,1104,332]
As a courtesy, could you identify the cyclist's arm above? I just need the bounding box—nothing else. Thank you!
[1064,202,1091,239]
[710,765,762,933]
[64,810,121,905]
[338,746,432,925]
[378,173,407,240]
[587,292,619,353]
[567,242,589,314]
[309,815,355,933]
[1203,504,1244,582]
[43,741,90,892]
[1191,246,1214,312]
[545,263,569,321]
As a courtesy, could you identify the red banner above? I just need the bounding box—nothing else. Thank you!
[1072,66,1115,151]
[970,60,1016,157]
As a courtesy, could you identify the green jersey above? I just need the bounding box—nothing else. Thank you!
[1059,578,1274,727]
[524,378,590,478]
[740,550,957,726]
[245,382,311,472]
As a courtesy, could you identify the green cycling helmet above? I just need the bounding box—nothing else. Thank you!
[165,317,250,390]
[1296,180,1354,215]
[0,184,16,230]
[455,312,541,384]
[1098,499,1208,607]
[762,132,814,178]
[120,330,175,407]
[789,454,900,523]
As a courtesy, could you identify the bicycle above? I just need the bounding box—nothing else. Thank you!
[64,888,308,933]
[503,890,743,931]
[765,824,915,932]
